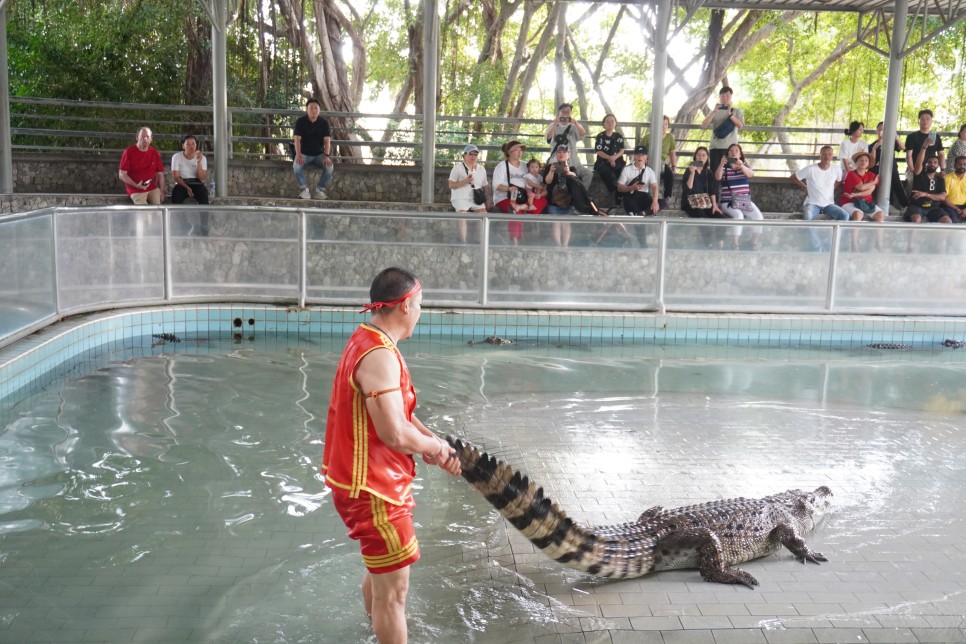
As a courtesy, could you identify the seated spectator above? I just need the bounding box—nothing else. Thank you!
[118,126,165,205]
[448,144,489,244]
[292,98,334,200]
[593,114,625,204]
[171,134,210,236]
[715,143,763,250]
[839,151,885,251]
[642,115,677,208]
[681,146,728,249]
[543,145,580,247]
[905,147,955,224]
[838,121,868,175]
[546,102,593,189]
[790,145,848,252]
[945,124,966,175]
[617,146,660,217]
[944,155,966,222]
[870,120,908,208]
[521,158,548,213]
[493,140,544,245]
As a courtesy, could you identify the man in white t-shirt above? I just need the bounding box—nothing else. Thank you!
[790,145,848,251]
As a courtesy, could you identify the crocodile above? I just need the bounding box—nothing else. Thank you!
[447,437,831,588]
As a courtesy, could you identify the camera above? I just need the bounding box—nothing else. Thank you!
[554,161,567,174]
[559,116,571,123]
[727,157,739,165]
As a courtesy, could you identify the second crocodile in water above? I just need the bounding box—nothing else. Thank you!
[448,438,832,588]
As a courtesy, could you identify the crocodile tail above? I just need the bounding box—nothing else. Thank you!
[447,437,656,579]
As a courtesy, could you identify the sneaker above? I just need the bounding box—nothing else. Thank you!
[298,188,311,199]
[315,189,328,200]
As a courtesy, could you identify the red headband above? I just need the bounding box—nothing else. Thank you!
[359,281,422,314]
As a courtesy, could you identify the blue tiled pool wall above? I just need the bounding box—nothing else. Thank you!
[3,304,966,405]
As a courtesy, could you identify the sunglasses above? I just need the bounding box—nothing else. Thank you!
[466,151,479,155]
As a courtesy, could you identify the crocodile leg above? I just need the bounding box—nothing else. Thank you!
[772,524,827,564]
[661,528,760,588]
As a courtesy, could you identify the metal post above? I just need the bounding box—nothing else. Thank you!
[0,4,13,194]
[420,0,438,204]
[877,0,908,215]
[211,0,229,198]
[648,0,673,181]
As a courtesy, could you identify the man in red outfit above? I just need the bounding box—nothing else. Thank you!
[323,267,461,644]
[118,127,165,204]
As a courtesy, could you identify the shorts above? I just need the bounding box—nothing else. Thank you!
[451,197,486,212]
[130,188,161,205]
[331,489,420,574]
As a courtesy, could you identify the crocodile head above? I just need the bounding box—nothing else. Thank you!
[776,486,833,532]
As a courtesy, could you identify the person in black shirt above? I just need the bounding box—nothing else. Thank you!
[293,98,334,200]
[904,109,945,182]
[593,114,625,204]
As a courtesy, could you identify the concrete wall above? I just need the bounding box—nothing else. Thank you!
[8,154,808,213]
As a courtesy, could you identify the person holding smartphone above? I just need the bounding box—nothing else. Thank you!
[545,103,592,189]
[701,86,745,171]
[118,126,165,205]
[905,109,945,177]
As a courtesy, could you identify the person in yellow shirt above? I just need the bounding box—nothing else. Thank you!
[943,155,966,223]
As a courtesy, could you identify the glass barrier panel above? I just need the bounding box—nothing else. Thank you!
[56,209,163,311]
[664,221,831,309]
[170,208,300,299]
[485,217,659,307]
[833,224,966,312]
[305,214,484,304]
[0,216,56,340]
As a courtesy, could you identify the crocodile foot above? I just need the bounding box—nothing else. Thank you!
[796,549,827,564]
[702,566,759,589]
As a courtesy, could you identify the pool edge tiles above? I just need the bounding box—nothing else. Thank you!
[3,305,966,405]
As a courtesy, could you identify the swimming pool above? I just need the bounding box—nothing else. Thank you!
[1,308,965,643]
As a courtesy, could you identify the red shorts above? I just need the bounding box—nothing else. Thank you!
[331,490,420,574]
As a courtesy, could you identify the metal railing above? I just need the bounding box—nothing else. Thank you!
[7,97,930,177]
[2,204,964,351]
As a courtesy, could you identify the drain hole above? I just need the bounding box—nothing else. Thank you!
[233,318,242,328]
[248,318,255,326]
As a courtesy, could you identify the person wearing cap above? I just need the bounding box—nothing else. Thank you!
[543,145,580,246]
[617,145,660,217]
[701,86,745,171]
[323,267,461,644]
[546,103,593,189]
[839,150,885,250]
[493,140,546,244]
[448,144,489,243]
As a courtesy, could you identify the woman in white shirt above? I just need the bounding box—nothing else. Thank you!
[447,144,489,244]
[171,134,210,236]
[838,121,868,174]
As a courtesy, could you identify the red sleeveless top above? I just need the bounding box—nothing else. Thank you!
[322,323,417,505]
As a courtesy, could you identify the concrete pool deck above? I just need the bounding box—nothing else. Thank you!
[441,389,966,644]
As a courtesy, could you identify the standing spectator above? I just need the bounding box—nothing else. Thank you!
[681,146,728,249]
[905,109,945,180]
[593,114,625,204]
[448,144,489,244]
[944,155,966,222]
[322,267,461,644]
[838,121,868,174]
[790,145,848,252]
[715,144,763,250]
[870,120,908,208]
[546,103,592,189]
[839,151,885,251]
[642,115,677,208]
[118,127,165,205]
[701,86,745,171]
[171,134,210,236]
[493,140,545,245]
[944,123,966,175]
[292,98,334,200]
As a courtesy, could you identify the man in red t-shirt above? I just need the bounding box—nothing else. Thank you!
[118,127,165,204]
